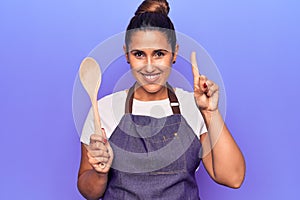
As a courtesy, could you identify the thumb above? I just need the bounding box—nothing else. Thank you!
[101,128,108,143]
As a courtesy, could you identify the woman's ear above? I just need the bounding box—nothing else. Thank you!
[172,44,179,64]
[123,45,130,64]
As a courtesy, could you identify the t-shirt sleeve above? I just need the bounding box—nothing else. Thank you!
[80,91,126,145]
[80,107,94,145]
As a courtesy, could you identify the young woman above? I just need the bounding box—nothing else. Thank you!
[77,0,245,199]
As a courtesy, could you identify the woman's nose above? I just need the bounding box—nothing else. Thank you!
[145,57,155,72]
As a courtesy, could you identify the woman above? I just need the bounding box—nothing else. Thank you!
[77,0,245,199]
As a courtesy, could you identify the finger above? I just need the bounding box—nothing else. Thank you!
[88,156,109,165]
[206,88,216,97]
[88,149,110,158]
[206,80,219,91]
[89,141,107,151]
[93,161,111,172]
[90,157,109,165]
[104,141,113,160]
[206,83,219,97]
[191,52,200,87]
[199,75,208,93]
[101,128,108,143]
[206,80,215,88]
[90,133,107,144]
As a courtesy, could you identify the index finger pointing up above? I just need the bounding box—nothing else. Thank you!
[191,51,200,86]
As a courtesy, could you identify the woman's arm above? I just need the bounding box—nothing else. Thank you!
[191,52,245,188]
[77,131,113,199]
[200,110,245,188]
[78,144,107,200]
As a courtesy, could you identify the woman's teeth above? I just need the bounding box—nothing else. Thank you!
[143,73,160,81]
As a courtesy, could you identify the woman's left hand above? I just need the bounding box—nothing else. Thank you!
[191,52,219,112]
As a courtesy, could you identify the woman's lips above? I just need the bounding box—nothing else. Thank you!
[140,72,161,83]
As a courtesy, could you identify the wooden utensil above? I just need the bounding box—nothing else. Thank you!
[79,57,102,134]
[79,57,106,169]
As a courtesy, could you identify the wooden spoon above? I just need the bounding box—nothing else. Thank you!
[79,57,112,170]
[79,57,102,136]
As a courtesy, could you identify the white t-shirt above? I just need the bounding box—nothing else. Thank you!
[80,88,207,145]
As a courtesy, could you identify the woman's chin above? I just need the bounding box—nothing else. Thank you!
[139,83,165,94]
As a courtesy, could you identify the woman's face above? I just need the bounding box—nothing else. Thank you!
[125,30,178,99]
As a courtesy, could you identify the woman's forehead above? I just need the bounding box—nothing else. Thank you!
[128,30,171,50]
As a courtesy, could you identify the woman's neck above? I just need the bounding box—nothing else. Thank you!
[133,84,168,101]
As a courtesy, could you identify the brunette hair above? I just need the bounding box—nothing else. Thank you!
[125,0,176,52]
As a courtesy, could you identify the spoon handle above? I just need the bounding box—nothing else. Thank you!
[91,96,102,135]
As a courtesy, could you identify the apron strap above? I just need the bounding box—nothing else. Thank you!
[166,82,181,114]
[125,82,181,114]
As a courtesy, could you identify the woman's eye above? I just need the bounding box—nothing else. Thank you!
[154,51,165,57]
[134,51,144,58]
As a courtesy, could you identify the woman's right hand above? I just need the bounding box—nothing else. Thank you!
[85,129,114,174]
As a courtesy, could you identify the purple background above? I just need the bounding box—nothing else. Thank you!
[1,0,299,199]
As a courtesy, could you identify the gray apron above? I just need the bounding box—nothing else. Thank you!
[103,83,202,200]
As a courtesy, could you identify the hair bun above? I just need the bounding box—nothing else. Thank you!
[135,0,170,16]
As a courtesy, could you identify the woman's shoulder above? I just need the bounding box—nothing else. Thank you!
[97,90,127,120]
[174,87,198,113]
[174,88,194,100]
[98,90,127,106]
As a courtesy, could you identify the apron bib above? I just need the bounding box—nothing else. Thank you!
[103,83,202,200]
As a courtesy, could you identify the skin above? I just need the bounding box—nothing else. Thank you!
[191,53,246,188]
[124,30,178,101]
[77,130,112,199]
[77,30,245,199]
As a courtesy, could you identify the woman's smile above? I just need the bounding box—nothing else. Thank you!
[140,72,162,83]
[124,30,178,99]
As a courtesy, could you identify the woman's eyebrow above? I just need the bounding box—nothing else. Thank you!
[153,49,170,53]
[130,49,144,53]
[130,48,169,51]
[129,49,170,54]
